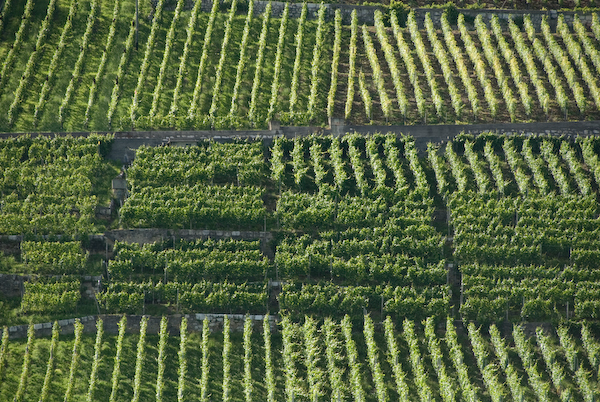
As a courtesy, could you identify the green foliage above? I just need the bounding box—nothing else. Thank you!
[109,238,268,281]
[21,241,88,274]
[98,280,267,314]
[21,280,81,314]
[0,135,113,235]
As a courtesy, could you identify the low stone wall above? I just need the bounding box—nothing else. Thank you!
[153,0,599,27]
[0,274,24,298]
[105,228,272,246]
[413,8,594,29]
[1,121,599,161]
[2,314,553,340]
[1,313,279,339]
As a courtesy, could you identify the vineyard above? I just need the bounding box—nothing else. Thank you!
[4,130,600,397]
[2,134,600,321]
[2,315,600,401]
[2,0,600,130]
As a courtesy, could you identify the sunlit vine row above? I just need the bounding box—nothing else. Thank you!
[267,4,289,121]
[59,0,99,125]
[209,0,239,119]
[362,24,392,119]
[83,0,120,128]
[150,0,185,120]
[391,11,425,118]
[7,0,57,126]
[458,15,499,119]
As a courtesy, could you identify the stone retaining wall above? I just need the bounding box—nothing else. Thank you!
[153,0,598,27]
[413,8,594,29]
[2,314,553,339]
[104,228,272,246]
[1,313,279,339]
[0,274,24,298]
[104,228,275,259]
[1,122,599,161]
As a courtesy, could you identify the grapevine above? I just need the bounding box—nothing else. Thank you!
[150,0,185,121]
[474,15,517,121]
[13,323,35,402]
[248,2,272,124]
[307,4,328,120]
[282,317,299,402]
[391,11,425,118]
[39,322,59,402]
[264,314,275,402]
[408,11,445,118]
[156,316,168,402]
[383,317,410,401]
[58,0,99,125]
[522,16,568,115]
[508,18,550,115]
[342,315,365,402]
[364,315,388,402]
[0,0,34,94]
[489,324,526,402]
[327,10,342,118]
[458,14,499,119]
[362,24,392,120]
[267,3,290,121]
[109,316,127,402]
[129,0,165,125]
[424,13,463,118]
[131,316,148,402]
[64,319,84,402]
[303,316,323,402]
[229,0,255,117]
[107,19,136,126]
[209,0,239,120]
[85,319,104,402]
[0,327,9,386]
[200,318,210,402]
[490,16,532,116]
[425,317,456,402]
[345,10,358,119]
[169,0,203,117]
[243,315,253,402]
[7,0,57,126]
[289,3,307,115]
[83,0,120,128]
[188,0,219,120]
[358,70,373,120]
[178,317,187,402]
[323,318,346,402]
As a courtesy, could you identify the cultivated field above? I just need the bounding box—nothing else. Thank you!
[2,315,600,402]
[1,0,600,131]
[1,134,600,324]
